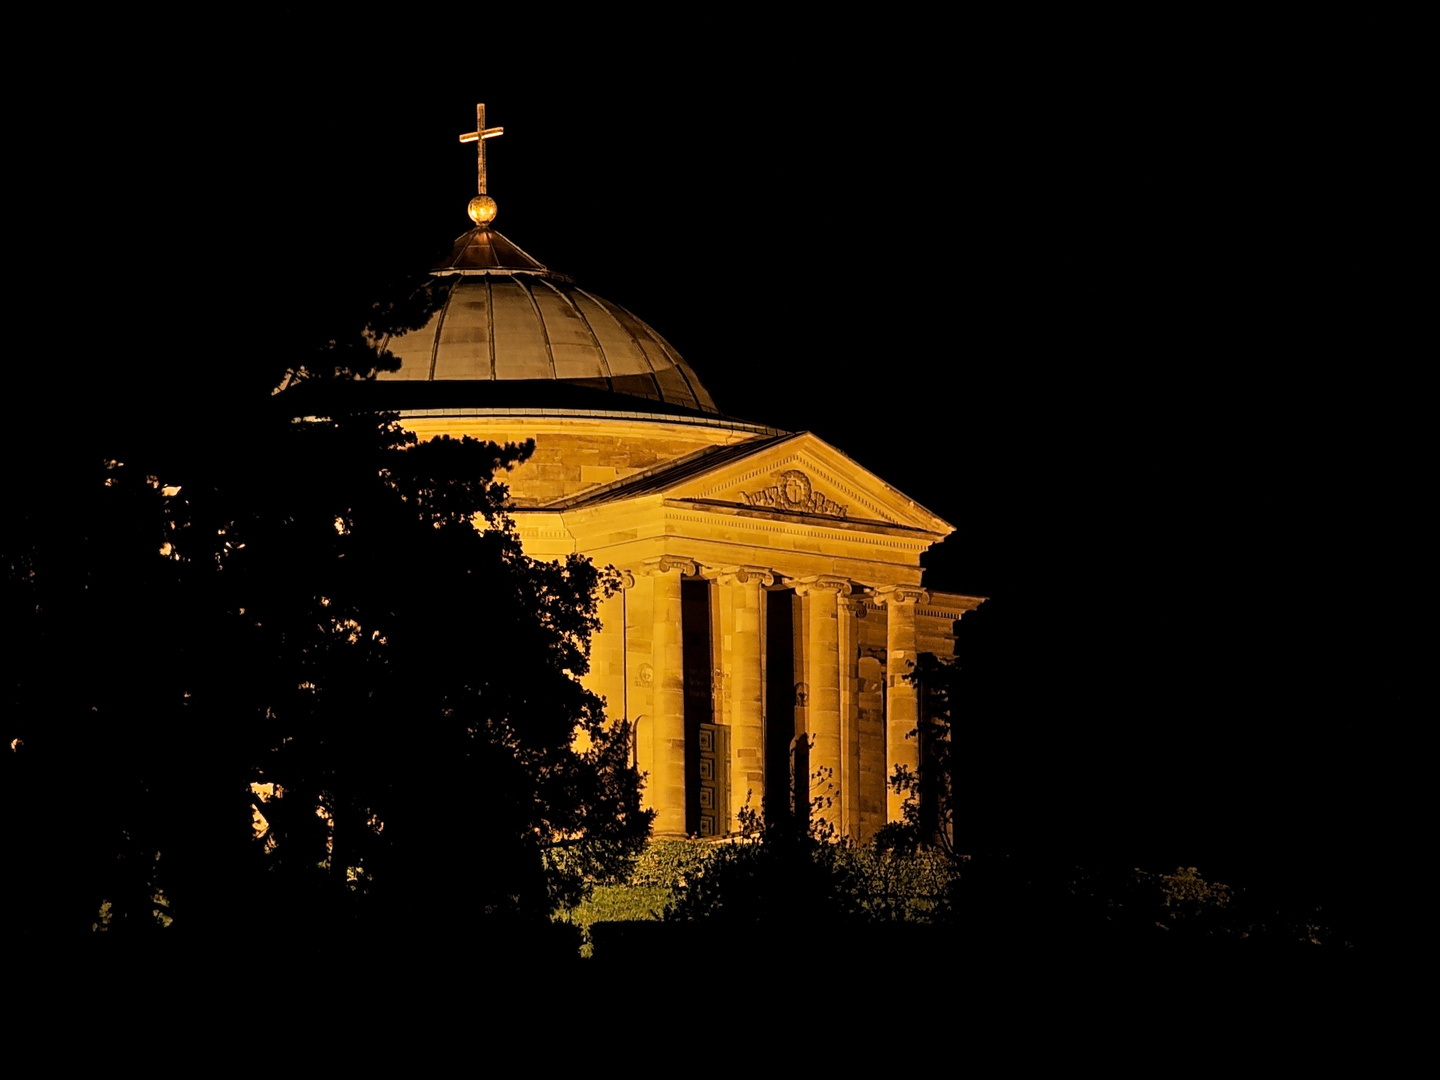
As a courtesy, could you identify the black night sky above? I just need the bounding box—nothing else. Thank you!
[14,28,1397,935]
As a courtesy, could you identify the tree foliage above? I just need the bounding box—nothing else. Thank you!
[656,779,956,927]
[878,655,1348,950]
[881,652,961,861]
[3,347,651,951]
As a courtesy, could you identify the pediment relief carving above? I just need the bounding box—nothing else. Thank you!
[738,469,848,518]
[699,455,896,523]
[655,434,952,535]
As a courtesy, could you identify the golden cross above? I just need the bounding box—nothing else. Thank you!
[459,104,504,195]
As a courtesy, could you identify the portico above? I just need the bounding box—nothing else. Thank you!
[501,430,984,841]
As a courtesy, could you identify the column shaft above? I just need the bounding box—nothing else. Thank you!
[839,600,861,842]
[800,578,850,836]
[724,571,768,827]
[650,567,687,837]
[881,590,926,825]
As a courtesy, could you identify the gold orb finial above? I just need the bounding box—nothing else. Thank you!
[468,194,498,226]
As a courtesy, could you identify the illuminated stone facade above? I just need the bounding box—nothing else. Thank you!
[360,211,983,842]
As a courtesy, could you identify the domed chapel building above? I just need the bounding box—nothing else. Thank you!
[308,106,983,842]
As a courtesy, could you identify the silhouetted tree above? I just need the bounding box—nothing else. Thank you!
[881,652,961,862]
[3,332,650,954]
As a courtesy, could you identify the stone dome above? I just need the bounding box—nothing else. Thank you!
[374,226,718,415]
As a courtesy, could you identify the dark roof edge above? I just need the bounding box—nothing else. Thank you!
[393,407,785,436]
[538,433,797,510]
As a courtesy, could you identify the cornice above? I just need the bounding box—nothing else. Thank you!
[670,499,935,538]
[664,510,932,554]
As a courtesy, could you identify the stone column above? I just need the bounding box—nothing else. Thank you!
[839,597,866,842]
[711,565,773,830]
[875,586,929,825]
[796,576,852,836]
[639,556,696,838]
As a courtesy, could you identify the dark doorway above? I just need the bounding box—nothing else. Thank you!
[681,577,714,837]
[764,588,798,827]
[917,659,945,846]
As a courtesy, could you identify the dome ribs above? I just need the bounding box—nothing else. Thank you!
[645,326,717,414]
[430,277,458,381]
[536,278,610,384]
[488,278,550,381]
[516,276,559,380]
[571,286,664,405]
[487,278,497,380]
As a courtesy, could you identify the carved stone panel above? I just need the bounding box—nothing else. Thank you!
[740,470,848,517]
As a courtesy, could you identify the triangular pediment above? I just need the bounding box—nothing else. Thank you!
[551,432,951,535]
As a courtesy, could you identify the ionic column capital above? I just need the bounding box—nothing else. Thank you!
[703,564,776,587]
[873,585,929,607]
[613,568,637,590]
[637,555,699,578]
[794,575,853,598]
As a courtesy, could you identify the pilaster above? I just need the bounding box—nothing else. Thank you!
[580,570,632,745]
[638,556,697,837]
